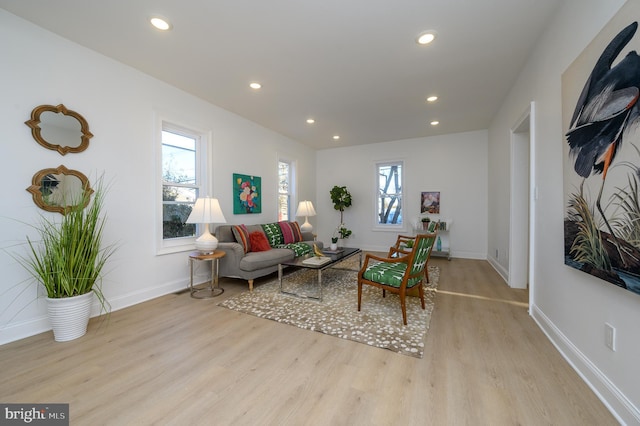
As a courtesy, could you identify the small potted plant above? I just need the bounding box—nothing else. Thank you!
[330,236,339,251]
[421,216,431,230]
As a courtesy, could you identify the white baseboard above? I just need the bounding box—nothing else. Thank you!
[487,255,509,284]
[0,278,189,345]
[531,304,640,425]
[361,245,486,260]
[104,278,187,314]
[0,316,50,345]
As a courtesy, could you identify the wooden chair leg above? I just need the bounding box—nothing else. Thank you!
[419,283,425,309]
[400,292,407,325]
[357,282,362,311]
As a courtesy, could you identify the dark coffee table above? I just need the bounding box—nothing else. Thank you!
[278,247,362,301]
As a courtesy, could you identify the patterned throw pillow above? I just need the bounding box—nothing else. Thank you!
[249,231,271,252]
[275,242,311,257]
[262,223,284,247]
[278,221,304,244]
[232,224,251,253]
[290,221,304,241]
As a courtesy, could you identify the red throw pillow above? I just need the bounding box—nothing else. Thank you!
[249,231,271,252]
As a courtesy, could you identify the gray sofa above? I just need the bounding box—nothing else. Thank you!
[215,222,322,291]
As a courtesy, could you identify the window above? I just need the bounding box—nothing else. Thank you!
[376,161,403,226]
[159,122,207,253]
[278,160,292,221]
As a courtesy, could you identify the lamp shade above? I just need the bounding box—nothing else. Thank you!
[295,200,316,217]
[295,200,316,232]
[186,197,227,254]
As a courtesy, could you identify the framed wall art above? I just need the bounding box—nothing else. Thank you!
[233,173,261,214]
[562,1,640,296]
[421,191,440,214]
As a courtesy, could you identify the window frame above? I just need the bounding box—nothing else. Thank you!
[278,157,296,222]
[373,159,405,232]
[156,118,210,255]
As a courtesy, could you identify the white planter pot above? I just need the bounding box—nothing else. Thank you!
[46,291,94,342]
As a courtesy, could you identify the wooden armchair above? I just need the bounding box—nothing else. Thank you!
[388,220,437,255]
[357,233,437,325]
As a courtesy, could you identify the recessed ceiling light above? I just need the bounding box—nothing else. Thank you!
[333,135,340,140]
[249,82,262,89]
[417,31,437,45]
[426,96,438,102]
[430,121,439,126]
[150,17,172,31]
[306,118,315,124]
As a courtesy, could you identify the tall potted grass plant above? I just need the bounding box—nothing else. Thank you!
[18,178,115,341]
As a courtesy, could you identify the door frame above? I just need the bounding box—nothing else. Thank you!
[509,101,536,312]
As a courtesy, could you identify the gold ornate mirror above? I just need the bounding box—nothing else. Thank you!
[27,166,94,214]
[25,104,93,155]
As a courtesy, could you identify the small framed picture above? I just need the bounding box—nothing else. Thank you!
[421,191,440,214]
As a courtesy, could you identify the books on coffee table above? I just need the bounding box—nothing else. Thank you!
[302,256,332,266]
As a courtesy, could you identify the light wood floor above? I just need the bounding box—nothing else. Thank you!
[0,258,617,425]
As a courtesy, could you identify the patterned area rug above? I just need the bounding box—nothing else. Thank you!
[218,257,439,358]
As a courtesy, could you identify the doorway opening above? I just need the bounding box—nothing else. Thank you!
[509,102,535,312]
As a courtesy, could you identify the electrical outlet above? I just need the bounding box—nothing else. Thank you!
[605,323,616,351]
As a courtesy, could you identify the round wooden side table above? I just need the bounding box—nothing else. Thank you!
[189,250,226,298]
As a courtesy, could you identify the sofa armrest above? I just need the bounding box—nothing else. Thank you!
[217,242,245,276]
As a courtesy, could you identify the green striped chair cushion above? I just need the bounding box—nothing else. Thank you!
[409,236,433,275]
[362,262,423,288]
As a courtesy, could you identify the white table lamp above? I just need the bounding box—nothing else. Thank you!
[186,196,227,254]
[296,200,316,232]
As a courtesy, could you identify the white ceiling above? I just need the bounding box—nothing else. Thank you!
[0,0,561,150]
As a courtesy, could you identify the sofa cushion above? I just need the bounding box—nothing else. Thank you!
[250,231,271,252]
[239,248,294,272]
[232,224,251,253]
[262,223,284,247]
[278,221,303,243]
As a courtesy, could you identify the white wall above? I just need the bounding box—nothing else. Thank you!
[488,0,639,423]
[315,131,488,258]
[0,10,316,344]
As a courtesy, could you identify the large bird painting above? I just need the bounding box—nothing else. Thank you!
[563,11,640,296]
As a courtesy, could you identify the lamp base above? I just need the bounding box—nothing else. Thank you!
[195,230,218,254]
[300,217,313,233]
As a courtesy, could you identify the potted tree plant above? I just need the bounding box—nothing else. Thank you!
[17,178,116,342]
[330,185,353,246]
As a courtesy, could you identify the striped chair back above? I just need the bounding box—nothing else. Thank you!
[408,233,436,278]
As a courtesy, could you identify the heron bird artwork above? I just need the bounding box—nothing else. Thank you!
[564,18,640,295]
